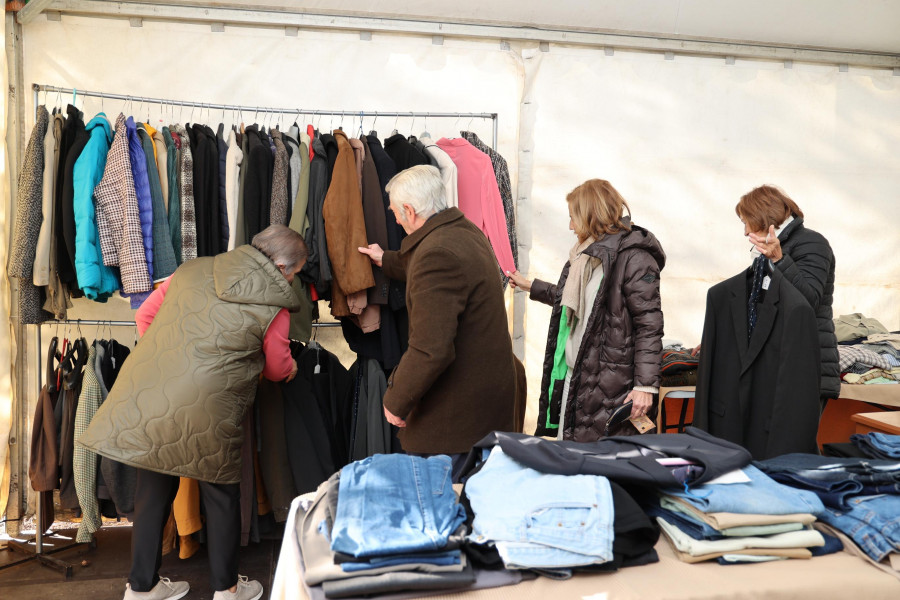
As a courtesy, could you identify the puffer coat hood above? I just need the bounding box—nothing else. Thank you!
[77,245,299,483]
[532,220,665,442]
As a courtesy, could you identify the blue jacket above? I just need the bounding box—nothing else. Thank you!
[72,114,120,300]
[125,117,154,280]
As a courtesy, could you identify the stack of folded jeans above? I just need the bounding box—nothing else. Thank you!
[464,446,616,573]
[850,432,900,461]
[298,454,484,599]
[757,453,900,564]
[653,465,828,564]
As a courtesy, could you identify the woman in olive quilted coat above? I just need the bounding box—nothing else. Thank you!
[79,225,306,600]
[508,179,665,442]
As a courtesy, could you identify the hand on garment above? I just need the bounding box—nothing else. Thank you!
[626,390,653,419]
[358,244,384,267]
[384,406,407,428]
[748,225,783,262]
[505,270,532,292]
[285,360,298,383]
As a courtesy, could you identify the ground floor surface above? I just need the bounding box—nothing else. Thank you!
[0,524,279,600]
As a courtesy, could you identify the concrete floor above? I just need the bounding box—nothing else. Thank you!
[0,525,280,600]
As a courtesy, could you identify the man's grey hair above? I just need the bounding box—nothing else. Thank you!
[251,224,308,271]
[385,165,447,220]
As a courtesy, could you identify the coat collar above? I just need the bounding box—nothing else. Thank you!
[778,216,804,242]
[398,208,465,256]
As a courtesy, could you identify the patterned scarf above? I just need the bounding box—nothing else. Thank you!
[747,255,767,341]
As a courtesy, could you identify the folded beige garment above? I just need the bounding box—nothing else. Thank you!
[661,495,817,530]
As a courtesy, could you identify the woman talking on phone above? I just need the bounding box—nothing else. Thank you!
[507,179,665,441]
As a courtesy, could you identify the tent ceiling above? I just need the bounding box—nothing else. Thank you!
[168,0,900,55]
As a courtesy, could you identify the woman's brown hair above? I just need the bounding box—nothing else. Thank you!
[566,179,632,243]
[736,185,804,232]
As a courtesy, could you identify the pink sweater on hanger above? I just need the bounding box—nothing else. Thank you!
[135,277,294,381]
[436,137,515,274]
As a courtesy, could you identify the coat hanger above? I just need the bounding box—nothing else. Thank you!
[420,113,431,139]
[369,112,378,138]
[308,322,322,373]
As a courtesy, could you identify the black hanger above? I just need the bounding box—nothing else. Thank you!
[45,336,60,393]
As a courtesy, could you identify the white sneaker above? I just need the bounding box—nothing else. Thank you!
[124,577,190,600]
[212,575,263,600]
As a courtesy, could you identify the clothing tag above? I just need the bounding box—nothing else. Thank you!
[762,275,771,290]
[705,468,751,485]
[111,356,116,369]
[314,364,321,375]
[629,415,655,433]
[656,457,698,466]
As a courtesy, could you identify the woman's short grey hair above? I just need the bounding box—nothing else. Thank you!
[386,165,447,219]
[251,224,308,271]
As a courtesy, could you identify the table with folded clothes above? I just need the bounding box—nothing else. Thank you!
[272,429,900,600]
[835,315,900,385]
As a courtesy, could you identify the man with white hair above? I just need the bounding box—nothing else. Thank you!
[359,165,523,480]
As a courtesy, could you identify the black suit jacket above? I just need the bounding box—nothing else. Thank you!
[694,264,821,460]
[242,125,272,242]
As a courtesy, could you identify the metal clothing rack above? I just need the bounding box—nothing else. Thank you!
[32,84,500,149]
[15,85,501,575]
[4,320,142,577]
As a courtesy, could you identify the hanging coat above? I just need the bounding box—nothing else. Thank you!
[72,113,120,300]
[56,104,88,294]
[693,265,821,460]
[138,125,177,279]
[322,130,375,318]
[163,127,182,263]
[173,125,197,261]
[93,114,152,295]
[8,106,51,323]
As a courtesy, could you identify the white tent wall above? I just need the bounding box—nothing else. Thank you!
[4,7,899,497]
[519,45,900,431]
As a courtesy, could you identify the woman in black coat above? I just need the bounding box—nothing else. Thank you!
[737,184,840,401]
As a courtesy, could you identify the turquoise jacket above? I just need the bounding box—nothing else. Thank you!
[72,113,120,300]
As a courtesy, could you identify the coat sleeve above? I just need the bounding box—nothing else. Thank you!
[622,250,664,389]
[529,279,557,306]
[382,247,466,419]
[775,233,832,310]
[135,277,170,336]
[692,288,717,432]
[261,309,294,381]
[381,250,407,282]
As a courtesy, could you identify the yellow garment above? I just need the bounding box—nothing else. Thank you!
[172,477,202,535]
[142,123,159,162]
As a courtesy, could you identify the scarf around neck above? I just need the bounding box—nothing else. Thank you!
[562,236,598,324]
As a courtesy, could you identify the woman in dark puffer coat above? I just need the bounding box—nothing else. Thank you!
[508,179,665,442]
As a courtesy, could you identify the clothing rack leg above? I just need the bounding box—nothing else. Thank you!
[5,539,74,578]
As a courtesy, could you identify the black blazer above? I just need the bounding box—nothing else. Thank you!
[190,124,220,256]
[57,106,88,294]
[242,125,273,242]
[694,264,821,460]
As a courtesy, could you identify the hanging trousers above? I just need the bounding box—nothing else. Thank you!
[129,467,240,592]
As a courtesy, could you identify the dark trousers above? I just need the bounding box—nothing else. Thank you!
[129,468,241,592]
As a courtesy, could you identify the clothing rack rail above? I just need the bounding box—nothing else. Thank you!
[33,84,500,149]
